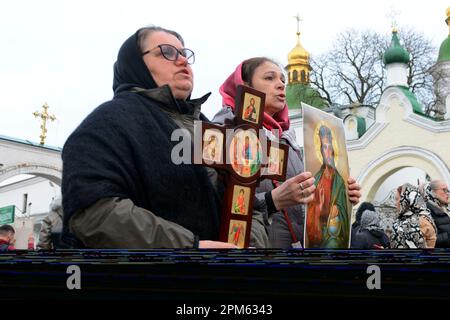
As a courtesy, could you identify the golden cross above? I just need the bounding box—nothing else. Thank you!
[33,102,56,145]
[294,13,302,34]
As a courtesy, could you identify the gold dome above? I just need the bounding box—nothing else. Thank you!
[288,32,310,65]
[446,7,450,34]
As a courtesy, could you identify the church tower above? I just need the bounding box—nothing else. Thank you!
[285,15,327,111]
[382,27,424,115]
[383,28,410,87]
[430,7,450,120]
[285,16,311,85]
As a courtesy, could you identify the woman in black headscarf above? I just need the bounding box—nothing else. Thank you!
[350,201,375,248]
[61,26,236,249]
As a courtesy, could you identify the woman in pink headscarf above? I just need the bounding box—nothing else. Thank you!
[213,57,361,248]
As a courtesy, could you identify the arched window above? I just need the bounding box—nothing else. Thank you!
[301,70,306,83]
[293,70,298,82]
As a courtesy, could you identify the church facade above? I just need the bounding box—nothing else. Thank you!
[288,8,450,213]
[0,134,62,248]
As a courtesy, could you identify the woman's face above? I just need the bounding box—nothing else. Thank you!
[248,61,286,116]
[142,31,194,100]
[433,182,449,205]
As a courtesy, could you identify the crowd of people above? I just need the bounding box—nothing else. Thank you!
[1,179,448,250]
[350,179,450,249]
[1,25,449,251]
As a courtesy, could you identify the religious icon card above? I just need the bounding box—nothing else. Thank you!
[231,185,251,215]
[302,103,352,249]
[234,85,265,127]
[229,129,263,179]
[260,141,288,181]
[228,219,247,248]
[202,128,224,164]
[194,122,226,167]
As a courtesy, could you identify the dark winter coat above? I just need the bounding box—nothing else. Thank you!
[427,201,450,248]
[351,229,390,249]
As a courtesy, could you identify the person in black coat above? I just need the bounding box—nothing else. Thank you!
[423,180,450,248]
[351,202,375,247]
[61,26,238,249]
[351,209,390,249]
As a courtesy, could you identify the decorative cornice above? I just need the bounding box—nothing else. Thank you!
[0,135,62,152]
[357,145,450,184]
[347,121,388,150]
[0,137,62,155]
[405,112,450,132]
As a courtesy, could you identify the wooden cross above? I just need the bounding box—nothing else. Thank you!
[194,85,288,248]
[32,102,56,145]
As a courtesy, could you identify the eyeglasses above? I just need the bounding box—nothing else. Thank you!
[434,187,450,194]
[141,44,195,65]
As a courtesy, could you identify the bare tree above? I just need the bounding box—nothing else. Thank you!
[310,29,385,107]
[309,27,437,110]
[400,26,436,108]
[309,55,333,106]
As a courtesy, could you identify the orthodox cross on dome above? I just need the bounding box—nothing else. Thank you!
[386,6,401,31]
[193,85,288,248]
[32,102,56,145]
[294,13,302,35]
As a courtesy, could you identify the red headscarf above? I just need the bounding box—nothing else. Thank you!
[219,61,290,136]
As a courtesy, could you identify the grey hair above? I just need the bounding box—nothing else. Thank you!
[137,26,185,54]
[429,180,443,191]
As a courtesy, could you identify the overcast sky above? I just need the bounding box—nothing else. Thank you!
[1,0,448,148]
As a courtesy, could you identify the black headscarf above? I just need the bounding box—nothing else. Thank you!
[112,28,157,94]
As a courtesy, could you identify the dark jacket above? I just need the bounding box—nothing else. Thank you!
[351,209,389,249]
[37,196,63,250]
[351,202,376,244]
[427,201,450,248]
[61,29,221,248]
[351,229,390,249]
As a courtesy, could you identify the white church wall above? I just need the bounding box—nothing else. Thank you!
[386,63,408,87]
[373,167,427,202]
[0,176,60,249]
[344,116,359,140]
[349,91,450,204]
[0,176,60,218]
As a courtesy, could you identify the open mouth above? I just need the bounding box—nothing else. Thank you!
[178,69,191,76]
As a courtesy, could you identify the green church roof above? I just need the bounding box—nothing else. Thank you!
[355,116,366,138]
[286,83,327,110]
[397,86,424,115]
[383,30,410,65]
[438,36,450,62]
